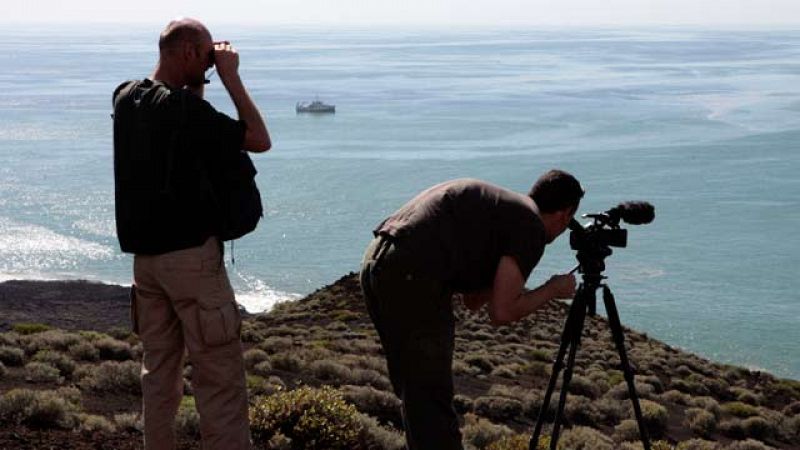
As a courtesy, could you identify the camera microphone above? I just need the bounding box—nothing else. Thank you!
[608,201,655,225]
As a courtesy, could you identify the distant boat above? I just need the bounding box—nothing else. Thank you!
[296,99,335,114]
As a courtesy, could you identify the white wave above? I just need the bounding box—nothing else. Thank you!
[0,217,114,273]
[72,218,117,239]
[230,271,302,313]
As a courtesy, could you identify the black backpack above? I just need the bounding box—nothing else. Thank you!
[171,85,263,242]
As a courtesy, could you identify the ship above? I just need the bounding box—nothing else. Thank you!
[296,99,335,114]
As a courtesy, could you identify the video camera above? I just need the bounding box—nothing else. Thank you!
[569,201,655,252]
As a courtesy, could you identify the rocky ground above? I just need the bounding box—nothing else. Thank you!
[0,275,798,449]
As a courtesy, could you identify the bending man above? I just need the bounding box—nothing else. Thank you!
[360,170,583,449]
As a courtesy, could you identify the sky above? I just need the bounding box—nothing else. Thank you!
[3,0,800,27]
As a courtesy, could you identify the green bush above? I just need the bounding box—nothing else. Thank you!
[559,426,615,450]
[21,330,82,354]
[723,439,776,450]
[249,386,362,449]
[32,350,76,378]
[740,416,774,440]
[77,413,116,434]
[94,337,133,361]
[114,412,142,433]
[24,362,62,383]
[719,418,745,439]
[269,352,306,372]
[81,361,141,394]
[614,419,643,442]
[485,434,550,450]
[0,388,80,429]
[474,396,524,422]
[461,413,514,448]
[68,341,100,362]
[176,396,200,438]
[568,375,601,399]
[676,438,721,450]
[353,413,405,450]
[0,345,25,366]
[341,384,401,425]
[308,359,352,383]
[244,348,271,369]
[685,407,717,437]
[722,401,760,418]
[12,323,52,335]
[639,399,669,437]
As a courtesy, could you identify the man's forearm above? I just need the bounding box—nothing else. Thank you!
[222,73,270,151]
[490,283,554,325]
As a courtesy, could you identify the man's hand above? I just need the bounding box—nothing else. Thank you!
[544,273,576,299]
[213,41,240,82]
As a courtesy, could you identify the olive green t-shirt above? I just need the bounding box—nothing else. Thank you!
[374,179,546,292]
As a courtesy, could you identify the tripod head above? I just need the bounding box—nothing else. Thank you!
[567,201,655,315]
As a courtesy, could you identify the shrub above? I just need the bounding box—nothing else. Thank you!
[463,353,497,373]
[81,361,141,394]
[661,389,690,405]
[21,330,82,354]
[676,439,721,450]
[559,426,615,450]
[486,434,550,450]
[689,396,721,418]
[114,413,142,433]
[77,414,116,434]
[639,399,669,437]
[308,359,352,383]
[94,337,133,361]
[591,397,628,425]
[474,396,524,422]
[24,362,62,383]
[730,387,763,406]
[719,418,745,439]
[685,407,717,437]
[251,360,273,377]
[777,414,800,442]
[244,348,271,369]
[0,388,80,429]
[741,416,774,440]
[68,342,100,362]
[783,401,800,417]
[614,419,643,442]
[563,395,597,426]
[12,323,52,335]
[0,345,25,366]
[32,350,76,378]
[723,439,776,450]
[0,361,6,379]
[568,375,601,399]
[250,386,362,449]
[176,396,200,438]
[353,413,405,450]
[269,352,306,372]
[461,413,513,448]
[454,394,474,414]
[722,401,759,418]
[341,384,401,425]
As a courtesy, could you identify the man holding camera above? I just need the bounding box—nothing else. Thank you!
[360,170,584,449]
[113,18,269,450]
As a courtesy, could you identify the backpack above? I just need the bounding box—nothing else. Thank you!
[175,90,264,241]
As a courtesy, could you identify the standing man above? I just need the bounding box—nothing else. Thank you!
[360,170,583,449]
[112,18,270,450]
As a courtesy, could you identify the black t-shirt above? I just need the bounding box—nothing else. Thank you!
[113,79,246,255]
[375,179,546,292]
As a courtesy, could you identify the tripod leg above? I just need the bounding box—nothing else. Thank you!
[529,288,585,450]
[603,285,651,450]
[548,290,589,450]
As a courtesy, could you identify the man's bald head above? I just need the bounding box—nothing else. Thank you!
[158,18,211,55]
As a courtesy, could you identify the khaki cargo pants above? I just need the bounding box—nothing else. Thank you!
[132,237,251,450]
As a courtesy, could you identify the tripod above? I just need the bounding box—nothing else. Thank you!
[529,246,651,450]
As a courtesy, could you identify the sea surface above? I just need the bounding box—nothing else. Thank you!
[0,25,798,378]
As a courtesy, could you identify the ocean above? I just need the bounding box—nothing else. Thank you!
[0,24,798,379]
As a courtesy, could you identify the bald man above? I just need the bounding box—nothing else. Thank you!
[112,18,269,450]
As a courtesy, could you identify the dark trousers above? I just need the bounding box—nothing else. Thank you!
[360,236,463,450]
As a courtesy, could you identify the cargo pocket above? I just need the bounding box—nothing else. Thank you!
[197,300,242,347]
[129,285,140,335]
